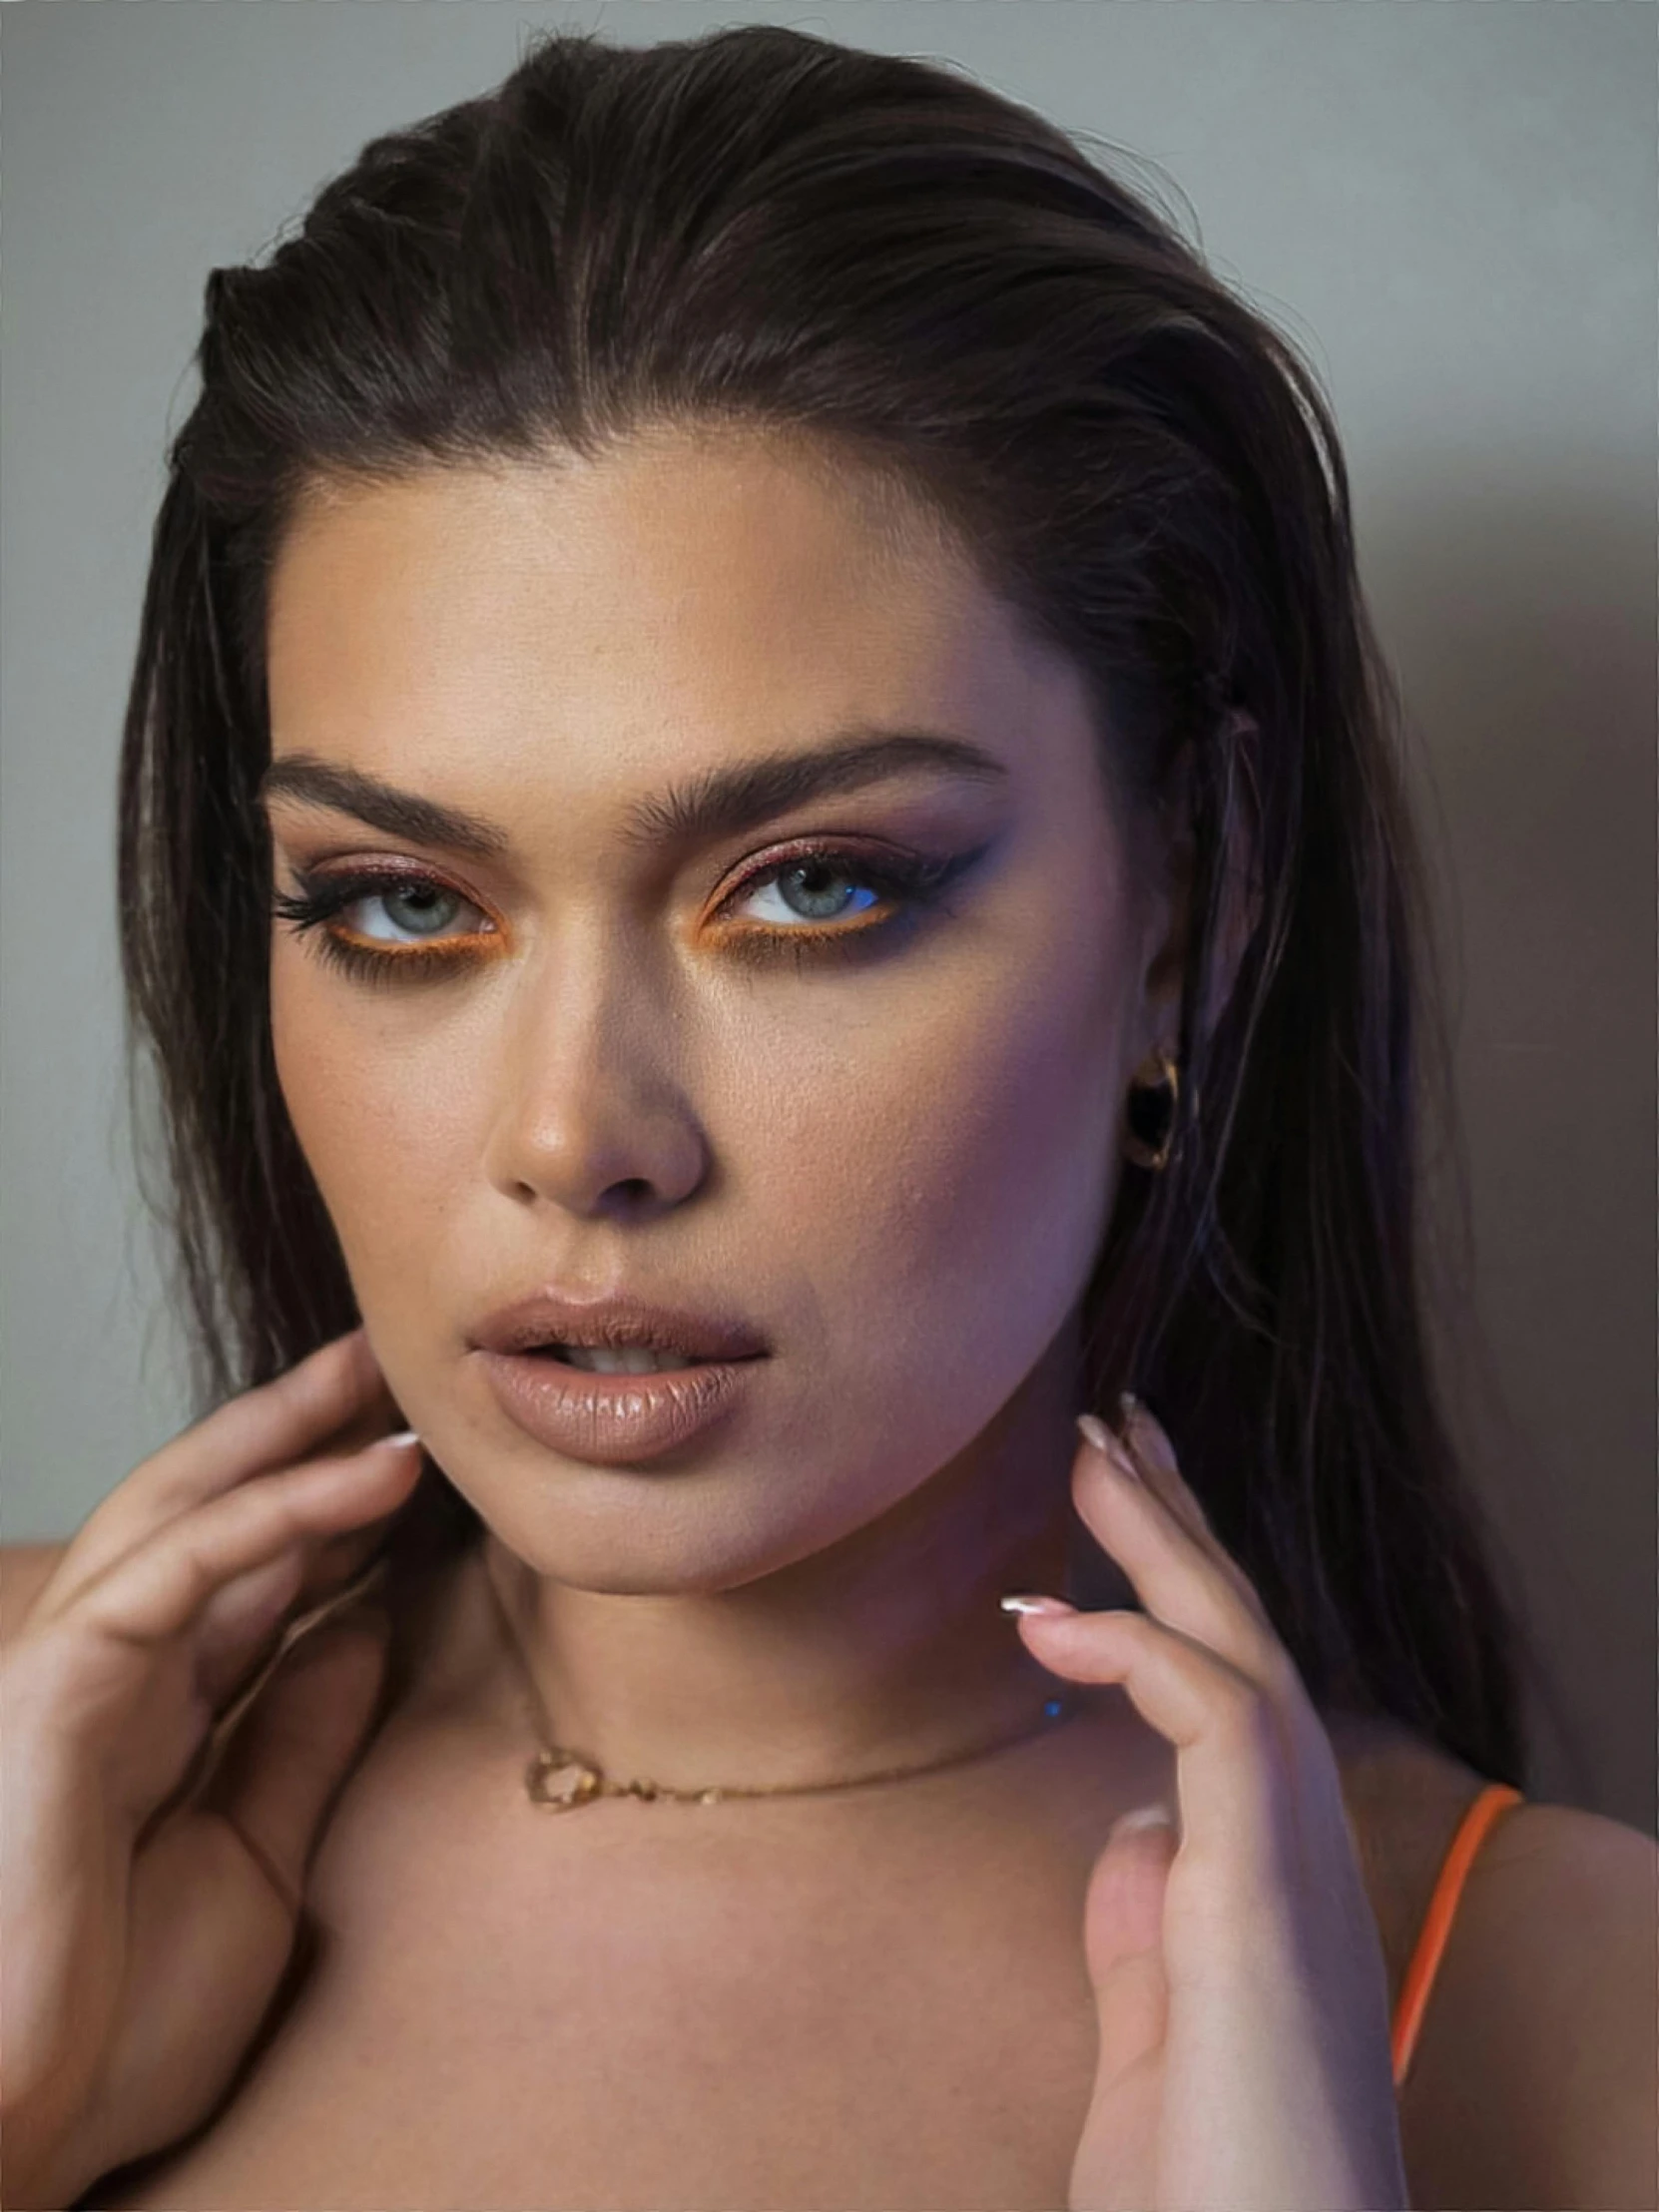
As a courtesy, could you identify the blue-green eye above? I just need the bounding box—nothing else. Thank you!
[272,868,496,962]
[273,835,990,988]
[704,836,994,972]
[351,881,473,941]
[727,855,884,928]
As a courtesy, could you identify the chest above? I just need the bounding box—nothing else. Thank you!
[96,1707,1483,2212]
[103,1728,1115,2211]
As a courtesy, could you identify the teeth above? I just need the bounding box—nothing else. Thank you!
[552,1345,708,1374]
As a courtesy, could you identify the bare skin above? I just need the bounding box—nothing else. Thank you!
[3,1522,1648,2212]
[2,432,1652,2211]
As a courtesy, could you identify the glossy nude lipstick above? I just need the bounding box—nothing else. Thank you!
[468,1289,769,1465]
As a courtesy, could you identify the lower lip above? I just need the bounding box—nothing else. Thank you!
[473,1349,767,1465]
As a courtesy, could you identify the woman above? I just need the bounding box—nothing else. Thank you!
[2,23,1651,2210]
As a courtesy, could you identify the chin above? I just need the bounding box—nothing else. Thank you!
[380,1318,1054,1596]
[419,1421,899,1599]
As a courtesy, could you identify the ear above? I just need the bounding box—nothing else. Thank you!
[1133,712,1264,1062]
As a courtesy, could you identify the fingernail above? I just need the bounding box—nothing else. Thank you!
[1077,1411,1139,1480]
[1108,1801,1176,1841]
[999,1593,1075,1617]
[1118,1394,1179,1478]
[384,1429,421,1449]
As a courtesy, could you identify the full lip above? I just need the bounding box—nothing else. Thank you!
[468,1287,771,1366]
[471,1342,767,1467]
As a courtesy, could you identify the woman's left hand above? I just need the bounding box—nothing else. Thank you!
[1007,1397,1409,2212]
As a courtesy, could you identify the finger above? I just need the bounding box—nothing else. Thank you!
[1086,1808,1179,2084]
[1084,1402,1272,1625]
[202,1606,392,1925]
[1069,1410,1291,1694]
[235,1504,402,1630]
[1096,1401,1337,1777]
[44,1333,393,1606]
[1013,1604,1298,1891]
[1117,1395,1257,1605]
[106,1612,394,2163]
[110,1808,304,2160]
[180,1514,399,1716]
[296,1516,401,1604]
[223,1516,393,1645]
[64,1434,422,1656]
[158,1332,390,1498]
[1070,1811,1178,2212]
[193,1547,310,1703]
[196,1551,394,1748]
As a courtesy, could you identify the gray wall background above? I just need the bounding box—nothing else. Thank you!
[1,0,1653,1833]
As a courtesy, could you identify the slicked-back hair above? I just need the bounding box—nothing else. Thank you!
[119,23,1538,1783]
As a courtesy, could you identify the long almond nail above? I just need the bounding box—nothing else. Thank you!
[1078,1411,1139,1482]
[1118,1394,1180,1480]
[1076,1411,1114,1456]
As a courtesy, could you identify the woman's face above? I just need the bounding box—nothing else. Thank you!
[264,431,1183,1594]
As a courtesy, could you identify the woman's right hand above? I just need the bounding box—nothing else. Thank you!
[0,1329,425,2212]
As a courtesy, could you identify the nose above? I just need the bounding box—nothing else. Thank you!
[480,938,710,1220]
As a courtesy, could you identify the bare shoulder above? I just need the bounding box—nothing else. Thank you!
[1325,1709,1658,2211]
[0,1539,71,1641]
[1405,1791,1657,2211]
[1322,1707,1494,1992]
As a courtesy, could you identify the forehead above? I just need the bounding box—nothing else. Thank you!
[264,432,1092,801]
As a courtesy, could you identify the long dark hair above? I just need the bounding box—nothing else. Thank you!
[119,22,1541,1786]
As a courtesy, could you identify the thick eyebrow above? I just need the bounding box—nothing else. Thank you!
[614,728,1009,852]
[258,729,1010,858]
[259,756,509,857]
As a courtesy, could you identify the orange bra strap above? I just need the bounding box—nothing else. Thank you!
[1391,1780,1524,2089]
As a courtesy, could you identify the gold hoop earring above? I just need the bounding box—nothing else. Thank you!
[1123,1047,1180,1173]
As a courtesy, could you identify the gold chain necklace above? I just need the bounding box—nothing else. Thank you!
[479,1551,1082,1811]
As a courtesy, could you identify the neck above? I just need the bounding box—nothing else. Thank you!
[465,1324,1096,1794]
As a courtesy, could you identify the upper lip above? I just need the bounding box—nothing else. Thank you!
[469,1290,769,1362]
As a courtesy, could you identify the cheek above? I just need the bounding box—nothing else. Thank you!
[269,867,1130,1479]
[743,913,1128,1421]
[270,952,478,1300]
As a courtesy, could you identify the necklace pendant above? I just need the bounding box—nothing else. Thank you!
[525,1748,605,1810]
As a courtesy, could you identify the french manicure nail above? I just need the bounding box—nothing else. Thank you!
[1108,1802,1176,1840]
[1077,1411,1139,1480]
[999,1593,1074,1617]
[385,1429,421,1448]
[1118,1392,1180,1479]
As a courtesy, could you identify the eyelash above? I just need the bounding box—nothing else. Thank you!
[270,841,979,987]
